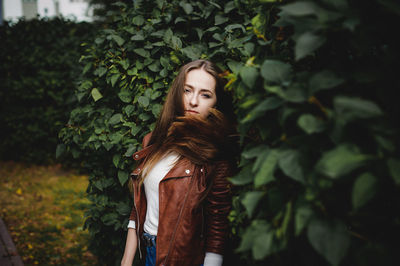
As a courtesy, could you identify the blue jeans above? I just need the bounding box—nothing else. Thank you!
[143,232,203,266]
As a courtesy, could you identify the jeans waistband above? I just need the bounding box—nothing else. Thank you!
[142,232,157,247]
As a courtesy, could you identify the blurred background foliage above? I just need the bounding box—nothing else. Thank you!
[0,17,95,163]
[1,0,400,265]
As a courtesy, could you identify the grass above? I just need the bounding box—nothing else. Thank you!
[0,161,97,265]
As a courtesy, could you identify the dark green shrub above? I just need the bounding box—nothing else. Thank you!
[60,0,400,265]
[0,18,95,163]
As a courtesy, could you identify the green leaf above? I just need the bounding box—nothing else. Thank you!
[310,71,345,93]
[254,150,279,187]
[118,90,132,103]
[307,218,350,266]
[241,97,284,123]
[260,60,292,84]
[94,67,107,77]
[240,66,259,88]
[171,36,182,49]
[253,230,273,260]
[91,88,103,102]
[148,61,160,72]
[55,144,66,159]
[151,104,162,116]
[179,2,193,14]
[138,96,150,107]
[134,48,150,58]
[229,164,253,185]
[215,14,229,25]
[118,170,129,186]
[278,150,304,183]
[116,202,131,215]
[315,144,371,179]
[334,96,383,122]
[111,74,120,87]
[297,114,325,134]
[112,35,125,46]
[132,15,145,26]
[295,205,313,236]
[236,220,270,252]
[124,145,136,157]
[242,145,269,159]
[387,158,400,185]
[112,154,120,168]
[280,1,319,16]
[295,32,326,61]
[241,191,264,217]
[109,113,123,125]
[352,172,378,210]
[182,46,201,60]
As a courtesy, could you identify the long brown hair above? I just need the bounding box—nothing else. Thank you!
[137,59,235,183]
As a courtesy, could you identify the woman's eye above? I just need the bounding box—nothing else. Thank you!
[202,94,211,99]
[184,88,191,93]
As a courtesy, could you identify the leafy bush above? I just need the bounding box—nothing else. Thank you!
[60,0,400,265]
[0,18,95,163]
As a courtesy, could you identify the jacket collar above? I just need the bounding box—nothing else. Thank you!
[131,145,196,180]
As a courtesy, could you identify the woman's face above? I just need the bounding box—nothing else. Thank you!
[183,68,217,118]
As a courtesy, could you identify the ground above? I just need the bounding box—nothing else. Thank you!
[0,161,97,265]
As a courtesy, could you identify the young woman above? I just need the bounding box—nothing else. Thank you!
[121,60,235,266]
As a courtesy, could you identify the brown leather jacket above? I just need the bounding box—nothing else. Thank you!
[129,133,232,266]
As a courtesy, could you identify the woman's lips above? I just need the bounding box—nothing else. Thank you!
[185,110,199,114]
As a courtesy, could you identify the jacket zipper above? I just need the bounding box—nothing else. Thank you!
[133,179,142,259]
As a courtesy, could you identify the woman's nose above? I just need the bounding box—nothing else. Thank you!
[189,94,198,107]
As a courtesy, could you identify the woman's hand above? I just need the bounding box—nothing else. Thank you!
[121,228,138,266]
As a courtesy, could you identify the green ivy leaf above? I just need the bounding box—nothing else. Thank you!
[138,96,150,107]
[254,149,279,187]
[241,191,264,217]
[118,170,129,186]
[315,144,371,179]
[179,2,193,14]
[278,150,304,183]
[240,66,259,88]
[229,164,253,185]
[118,90,132,103]
[280,1,319,16]
[134,48,150,58]
[352,172,378,210]
[334,96,383,122]
[55,144,66,159]
[109,113,123,125]
[132,15,145,26]
[297,114,325,134]
[241,97,283,124]
[307,218,350,266]
[91,88,103,102]
[260,60,292,84]
[309,70,345,93]
[111,74,120,87]
[111,35,125,46]
[295,205,313,236]
[295,32,326,61]
[112,154,120,168]
[215,14,229,25]
[236,220,270,252]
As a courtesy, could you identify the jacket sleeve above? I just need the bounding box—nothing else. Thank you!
[205,161,232,255]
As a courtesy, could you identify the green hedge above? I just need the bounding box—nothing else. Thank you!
[59,0,400,265]
[0,18,95,163]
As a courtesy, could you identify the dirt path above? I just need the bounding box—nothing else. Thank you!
[0,161,96,265]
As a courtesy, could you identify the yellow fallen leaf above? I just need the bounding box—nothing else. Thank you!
[28,243,33,249]
[16,188,22,195]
